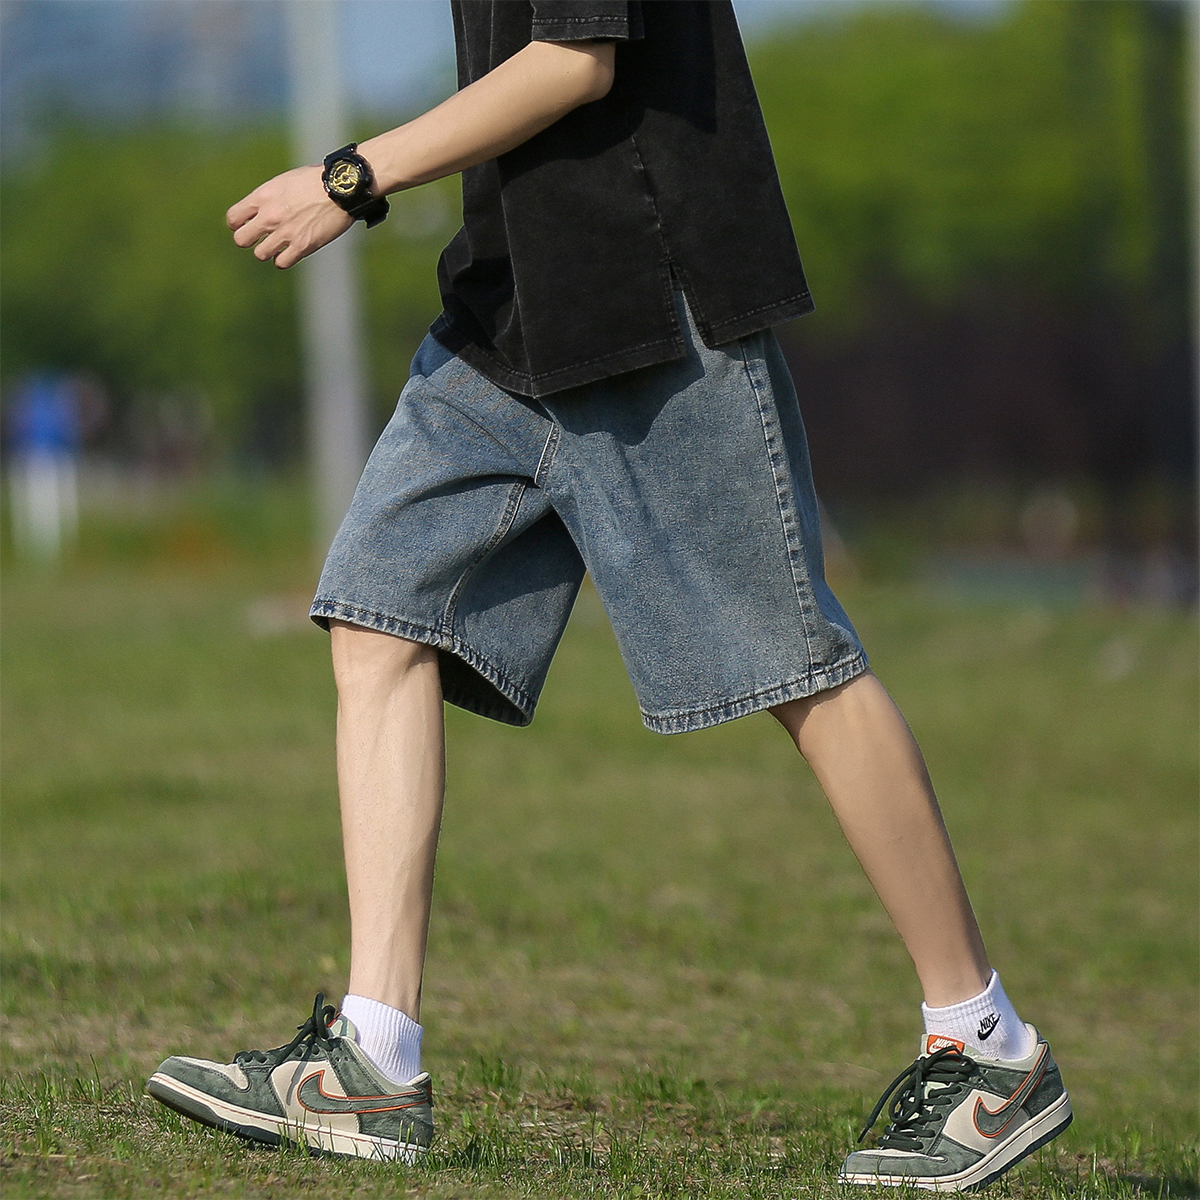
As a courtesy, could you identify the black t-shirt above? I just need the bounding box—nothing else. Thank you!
[430,0,814,398]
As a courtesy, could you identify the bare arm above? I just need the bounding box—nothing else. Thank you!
[227,39,615,270]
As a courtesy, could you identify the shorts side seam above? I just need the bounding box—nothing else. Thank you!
[640,651,869,735]
[309,599,537,725]
[441,480,528,633]
[738,340,817,664]
[533,422,560,487]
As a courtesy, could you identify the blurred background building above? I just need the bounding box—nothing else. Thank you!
[0,0,1194,602]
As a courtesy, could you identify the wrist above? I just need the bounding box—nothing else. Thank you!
[355,133,413,195]
[321,144,390,228]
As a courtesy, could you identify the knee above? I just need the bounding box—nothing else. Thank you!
[769,691,820,738]
[329,621,438,698]
[769,672,876,744]
[769,697,811,751]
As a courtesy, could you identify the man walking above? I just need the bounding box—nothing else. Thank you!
[147,4,1071,1187]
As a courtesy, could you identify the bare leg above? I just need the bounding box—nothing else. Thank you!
[330,621,445,1021]
[772,671,991,1007]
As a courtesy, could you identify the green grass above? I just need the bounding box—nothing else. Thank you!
[1,550,1196,1197]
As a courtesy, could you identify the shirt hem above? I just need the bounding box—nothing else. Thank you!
[702,293,816,345]
[429,317,688,399]
[429,290,815,399]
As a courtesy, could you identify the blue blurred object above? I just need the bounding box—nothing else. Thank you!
[8,372,80,456]
[6,371,81,562]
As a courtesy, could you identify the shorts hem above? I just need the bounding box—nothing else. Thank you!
[639,651,870,735]
[310,600,537,728]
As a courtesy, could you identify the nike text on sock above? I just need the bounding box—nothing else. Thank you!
[339,993,423,1086]
[921,970,1036,1061]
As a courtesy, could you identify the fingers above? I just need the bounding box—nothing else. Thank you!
[226,194,259,231]
[273,244,305,271]
[228,164,353,267]
[231,214,310,269]
[228,203,293,260]
[255,228,319,269]
[232,219,265,249]
[227,182,282,245]
[253,231,292,265]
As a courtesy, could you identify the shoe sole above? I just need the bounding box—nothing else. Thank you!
[146,1072,428,1163]
[838,1090,1073,1192]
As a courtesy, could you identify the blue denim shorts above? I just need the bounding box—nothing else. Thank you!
[312,298,867,733]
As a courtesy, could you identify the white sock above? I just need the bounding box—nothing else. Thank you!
[921,970,1035,1062]
[339,993,423,1086]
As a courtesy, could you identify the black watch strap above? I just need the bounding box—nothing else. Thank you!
[322,143,390,229]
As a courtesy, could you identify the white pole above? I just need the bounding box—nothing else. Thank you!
[286,0,371,555]
[1191,1,1199,546]
[11,453,71,562]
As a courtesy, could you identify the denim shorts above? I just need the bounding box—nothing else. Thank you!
[311,297,867,733]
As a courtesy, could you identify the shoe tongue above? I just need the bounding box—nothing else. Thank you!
[327,1011,359,1042]
[923,1033,966,1057]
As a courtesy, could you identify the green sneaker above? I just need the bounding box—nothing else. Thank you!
[146,994,434,1161]
[840,1027,1072,1191]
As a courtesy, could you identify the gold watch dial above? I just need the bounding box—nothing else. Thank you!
[327,160,363,197]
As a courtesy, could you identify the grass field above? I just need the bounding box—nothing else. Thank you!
[1,536,1196,1197]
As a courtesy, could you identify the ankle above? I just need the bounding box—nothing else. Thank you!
[921,970,1036,1061]
[340,993,423,1086]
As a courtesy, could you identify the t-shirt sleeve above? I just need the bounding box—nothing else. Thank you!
[529,1,644,42]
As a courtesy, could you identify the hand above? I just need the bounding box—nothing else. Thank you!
[226,165,355,269]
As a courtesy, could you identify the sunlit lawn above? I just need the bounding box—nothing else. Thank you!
[1,537,1196,1197]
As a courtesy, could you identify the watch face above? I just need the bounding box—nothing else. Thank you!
[327,159,364,197]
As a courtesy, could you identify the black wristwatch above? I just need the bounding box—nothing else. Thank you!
[322,143,390,228]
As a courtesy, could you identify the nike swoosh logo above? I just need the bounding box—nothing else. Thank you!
[296,1071,424,1116]
[972,1046,1049,1139]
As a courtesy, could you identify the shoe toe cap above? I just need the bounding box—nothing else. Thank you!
[150,1055,257,1102]
[840,1148,947,1181]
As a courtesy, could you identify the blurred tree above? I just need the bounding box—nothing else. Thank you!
[753,0,1188,328]
[1,129,298,458]
[750,0,1192,504]
[0,126,450,461]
